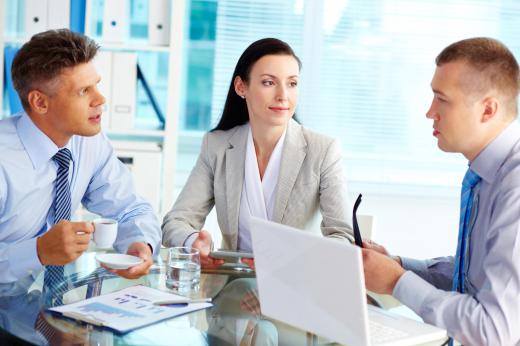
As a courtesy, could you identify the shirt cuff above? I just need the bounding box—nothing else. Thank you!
[400,257,429,272]
[393,270,437,316]
[7,238,43,280]
[183,232,200,249]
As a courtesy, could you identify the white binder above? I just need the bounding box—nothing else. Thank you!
[110,52,137,130]
[102,0,128,43]
[92,51,113,130]
[25,0,48,37]
[148,0,170,45]
[47,0,70,30]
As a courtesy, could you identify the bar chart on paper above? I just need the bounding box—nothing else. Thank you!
[78,302,144,318]
[49,285,212,333]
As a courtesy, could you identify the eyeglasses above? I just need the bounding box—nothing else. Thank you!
[353,193,363,247]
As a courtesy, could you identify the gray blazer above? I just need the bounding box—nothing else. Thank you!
[162,119,353,250]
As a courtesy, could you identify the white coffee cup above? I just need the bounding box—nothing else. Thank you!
[92,218,118,249]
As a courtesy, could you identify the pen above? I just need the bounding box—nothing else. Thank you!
[153,297,212,306]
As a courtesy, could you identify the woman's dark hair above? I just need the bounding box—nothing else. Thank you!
[211,38,301,132]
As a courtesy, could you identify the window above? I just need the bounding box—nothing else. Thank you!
[179,0,520,195]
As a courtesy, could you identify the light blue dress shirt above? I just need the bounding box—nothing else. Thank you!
[0,113,161,283]
[394,121,520,345]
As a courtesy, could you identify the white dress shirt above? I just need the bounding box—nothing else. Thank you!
[237,126,286,251]
[394,121,520,345]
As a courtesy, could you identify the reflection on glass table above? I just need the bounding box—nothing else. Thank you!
[0,250,322,346]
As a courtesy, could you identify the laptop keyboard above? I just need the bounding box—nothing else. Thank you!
[370,320,409,343]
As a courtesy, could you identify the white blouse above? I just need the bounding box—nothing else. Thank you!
[237,126,287,251]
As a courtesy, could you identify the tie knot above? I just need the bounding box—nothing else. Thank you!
[462,168,481,188]
[52,148,72,169]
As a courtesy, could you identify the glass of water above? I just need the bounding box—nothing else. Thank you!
[166,247,201,291]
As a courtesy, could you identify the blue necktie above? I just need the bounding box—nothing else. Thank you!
[448,169,481,346]
[452,168,481,293]
[43,148,72,301]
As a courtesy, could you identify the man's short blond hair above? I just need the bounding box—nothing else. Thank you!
[436,37,520,117]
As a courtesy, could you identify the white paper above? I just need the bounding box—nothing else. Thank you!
[49,285,212,333]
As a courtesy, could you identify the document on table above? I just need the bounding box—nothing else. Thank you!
[48,285,212,333]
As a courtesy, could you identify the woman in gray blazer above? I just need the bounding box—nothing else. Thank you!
[162,38,353,268]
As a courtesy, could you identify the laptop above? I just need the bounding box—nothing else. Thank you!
[249,217,447,346]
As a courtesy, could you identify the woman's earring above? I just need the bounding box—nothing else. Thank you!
[241,95,245,99]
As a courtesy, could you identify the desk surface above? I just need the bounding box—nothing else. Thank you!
[0,250,317,345]
[0,250,445,346]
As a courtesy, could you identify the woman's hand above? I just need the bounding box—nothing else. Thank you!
[192,230,225,269]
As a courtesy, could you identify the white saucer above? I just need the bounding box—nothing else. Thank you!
[95,253,143,269]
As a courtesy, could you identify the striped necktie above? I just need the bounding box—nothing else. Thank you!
[43,148,72,302]
[449,168,481,346]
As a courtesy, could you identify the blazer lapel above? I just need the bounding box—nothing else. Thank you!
[273,120,307,223]
[225,125,248,248]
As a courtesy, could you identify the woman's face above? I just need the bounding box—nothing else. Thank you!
[235,54,300,129]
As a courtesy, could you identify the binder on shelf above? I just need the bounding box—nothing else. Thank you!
[25,0,48,38]
[70,0,87,33]
[4,47,23,115]
[148,0,170,46]
[47,0,71,30]
[102,0,128,43]
[92,51,113,130]
[110,52,137,130]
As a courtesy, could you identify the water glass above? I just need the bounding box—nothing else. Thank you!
[166,247,201,290]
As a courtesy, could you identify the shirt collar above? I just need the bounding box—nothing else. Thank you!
[16,112,71,169]
[471,121,520,183]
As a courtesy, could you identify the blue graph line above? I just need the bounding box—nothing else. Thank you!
[79,302,143,319]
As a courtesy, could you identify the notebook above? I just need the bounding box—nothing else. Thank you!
[249,217,447,346]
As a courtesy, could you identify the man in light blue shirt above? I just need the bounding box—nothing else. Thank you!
[363,38,520,345]
[0,29,161,284]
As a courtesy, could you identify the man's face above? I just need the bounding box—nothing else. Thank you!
[426,61,486,160]
[44,62,105,142]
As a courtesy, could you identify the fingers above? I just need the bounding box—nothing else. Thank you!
[193,232,212,257]
[70,222,94,234]
[75,233,92,246]
[241,258,255,270]
[200,254,224,269]
[104,259,152,279]
[240,290,261,315]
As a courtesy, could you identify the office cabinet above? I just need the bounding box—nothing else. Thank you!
[0,0,188,215]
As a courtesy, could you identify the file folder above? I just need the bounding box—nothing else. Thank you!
[47,0,70,30]
[102,0,128,43]
[148,0,170,45]
[92,51,113,129]
[25,0,48,38]
[110,52,137,130]
[4,47,23,114]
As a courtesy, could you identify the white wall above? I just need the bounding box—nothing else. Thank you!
[197,191,460,260]
[357,192,459,260]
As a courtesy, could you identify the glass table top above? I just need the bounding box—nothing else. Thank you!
[0,250,318,346]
